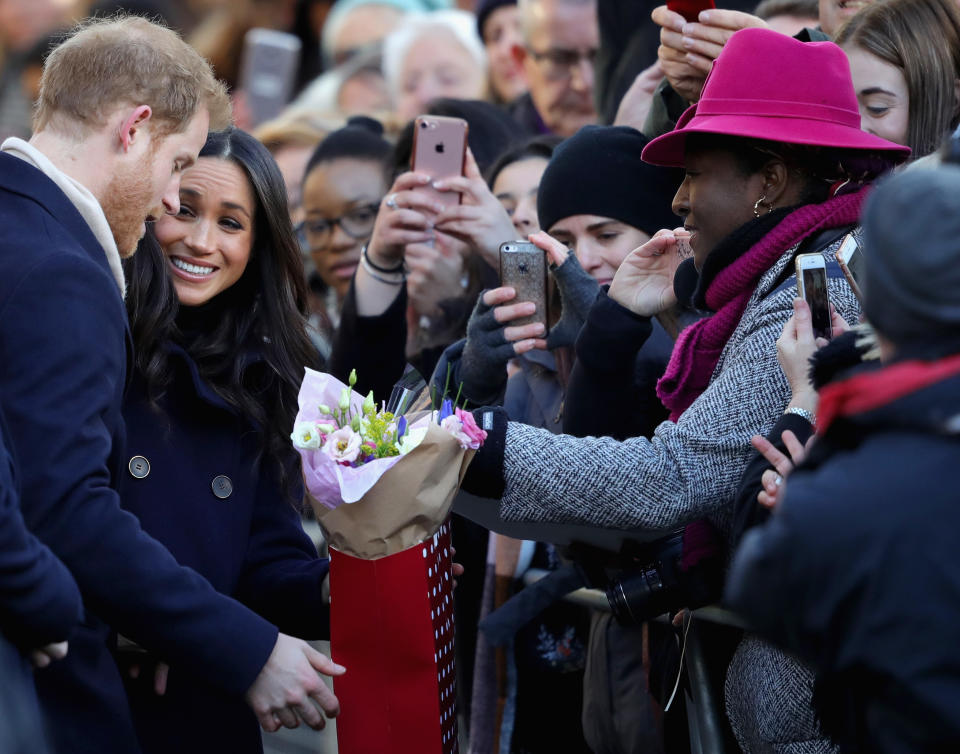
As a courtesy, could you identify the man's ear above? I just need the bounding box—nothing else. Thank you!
[117,105,153,153]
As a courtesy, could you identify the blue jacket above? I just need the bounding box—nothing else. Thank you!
[0,411,81,754]
[119,342,329,753]
[0,153,279,753]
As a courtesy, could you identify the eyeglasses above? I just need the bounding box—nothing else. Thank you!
[297,204,379,246]
[526,46,598,81]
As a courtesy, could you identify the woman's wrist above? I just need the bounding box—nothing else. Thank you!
[786,389,818,417]
[365,241,402,270]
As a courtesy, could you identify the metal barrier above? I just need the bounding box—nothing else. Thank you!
[522,568,746,754]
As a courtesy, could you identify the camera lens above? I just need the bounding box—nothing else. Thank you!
[606,566,665,625]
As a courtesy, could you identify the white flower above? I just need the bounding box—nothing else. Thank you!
[291,422,322,450]
[323,427,362,464]
[397,426,428,455]
[440,415,472,450]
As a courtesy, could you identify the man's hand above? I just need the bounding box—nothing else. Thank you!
[29,641,68,668]
[608,229,690,317]
[245,633,346,733]
[652,6,767,103]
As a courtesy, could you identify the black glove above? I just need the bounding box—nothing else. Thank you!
[459,293,516,405]
[460,406,508,500]
[546,253,601,349]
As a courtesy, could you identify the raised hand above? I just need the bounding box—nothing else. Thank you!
[433,150,518,270]
[404,237,467,318]
[244,633,345,733]
[527,231,599,349]
[459,286,547,402]
[607,228,689,317]
[366,172,442,268]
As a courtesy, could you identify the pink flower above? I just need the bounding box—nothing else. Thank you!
[441,408,486,450]
[322,427,362,464]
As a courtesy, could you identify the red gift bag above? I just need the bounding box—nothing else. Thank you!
[329,520,458,754]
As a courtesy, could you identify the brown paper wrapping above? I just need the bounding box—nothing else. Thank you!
[308,418,475,559]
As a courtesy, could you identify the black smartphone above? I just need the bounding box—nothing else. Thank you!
[499,241,548,334]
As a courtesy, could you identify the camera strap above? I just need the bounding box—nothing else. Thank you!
[478,562,590,647]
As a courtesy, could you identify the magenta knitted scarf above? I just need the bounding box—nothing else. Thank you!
[657,187,868,421]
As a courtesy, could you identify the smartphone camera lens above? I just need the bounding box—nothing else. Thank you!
[419,121,427,129]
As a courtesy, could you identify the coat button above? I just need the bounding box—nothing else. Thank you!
[211,475,233,499]
[128,456,150,479]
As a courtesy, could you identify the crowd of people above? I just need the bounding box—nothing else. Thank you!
[2,0,960,752]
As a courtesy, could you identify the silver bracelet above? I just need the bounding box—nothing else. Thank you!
[360,249,404,285]
[784,406,816,425]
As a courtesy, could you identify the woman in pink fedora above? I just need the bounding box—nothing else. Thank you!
[460,27,909,751]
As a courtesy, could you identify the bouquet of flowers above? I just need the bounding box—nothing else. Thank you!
[291,368,484,754]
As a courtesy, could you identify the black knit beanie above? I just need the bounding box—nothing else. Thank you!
[537,125,684,236]
[475,0,516,39]
[304,116,391,178]
[861,166,960,352]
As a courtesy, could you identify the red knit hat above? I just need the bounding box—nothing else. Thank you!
[642,28,912,167]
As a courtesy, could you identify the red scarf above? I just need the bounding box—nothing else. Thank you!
[817,352,960,434]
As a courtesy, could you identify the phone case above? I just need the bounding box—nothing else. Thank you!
[411,116,469,211]
[499,242,549,333]
[666,0,716,22]
[238,29,302,128]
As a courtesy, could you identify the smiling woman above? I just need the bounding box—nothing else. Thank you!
[835,0,960,160]
[119,128,331,754]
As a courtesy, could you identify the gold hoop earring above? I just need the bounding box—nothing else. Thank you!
[753,195,774,217]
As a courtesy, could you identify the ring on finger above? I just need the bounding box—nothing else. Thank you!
[774,474,783,487]
[385,193,399,210]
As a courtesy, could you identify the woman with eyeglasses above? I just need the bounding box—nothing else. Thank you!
[299,117,393,361]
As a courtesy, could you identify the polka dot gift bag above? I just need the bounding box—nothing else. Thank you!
[291,369,482,754]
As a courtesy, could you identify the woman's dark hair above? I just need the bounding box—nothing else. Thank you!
[302,115,393,186]
[484,134,562,187]
[125,127,318,497]
[685,132,898,204]
[835,0,960,159]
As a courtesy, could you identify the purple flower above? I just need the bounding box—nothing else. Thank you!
[397,415,408,439]
[439,398,454,423]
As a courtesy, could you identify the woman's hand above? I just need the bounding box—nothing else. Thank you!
[751,430,815,510]
[777,298,850,414]
[528,230,600,349]
[366,172,442,268]
[29,641,68,668]
[404,236,466,317]
[608,228,689,317]
[433,150,518,270]
[459,286,548,402]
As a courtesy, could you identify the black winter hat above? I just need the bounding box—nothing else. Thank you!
[475,0,516,39]
[537,126,684,236]
[862,166,960,351]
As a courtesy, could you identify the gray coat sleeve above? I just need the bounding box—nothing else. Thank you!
[497,267,861,536]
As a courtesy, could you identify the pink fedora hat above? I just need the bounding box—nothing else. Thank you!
[642,28,911,167]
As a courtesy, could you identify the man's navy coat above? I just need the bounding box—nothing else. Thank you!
[0,153,279,753]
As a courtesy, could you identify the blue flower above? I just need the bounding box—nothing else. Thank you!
[439,398,454,423]
[397,415,408,439]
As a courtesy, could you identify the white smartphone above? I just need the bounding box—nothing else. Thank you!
[238,29,302,128]
[795,252,832,340]
[836,234,864,302]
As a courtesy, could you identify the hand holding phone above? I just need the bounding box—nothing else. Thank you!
[795,253,832,340]
[238,29,302,128]
[411,116,469,214]
[499,241,549,333]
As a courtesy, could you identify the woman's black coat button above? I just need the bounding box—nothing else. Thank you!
[128,456,150,479]
[211,475,233,499]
